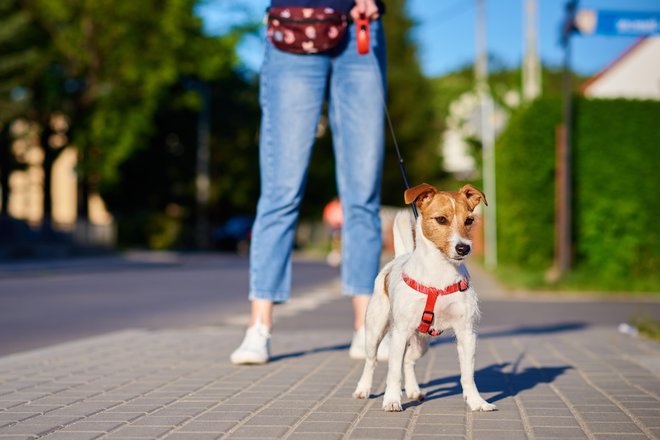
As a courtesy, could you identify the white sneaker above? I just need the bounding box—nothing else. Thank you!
[349,326,390,361]
[230,320,271,365]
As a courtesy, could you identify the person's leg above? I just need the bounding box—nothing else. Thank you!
[328,19,386,302]
[352,296,370,331]
[250,299,274,329]
[232,45,330,364]
[249,44,331,306]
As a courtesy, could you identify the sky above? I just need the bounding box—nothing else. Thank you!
[197,0,660,77]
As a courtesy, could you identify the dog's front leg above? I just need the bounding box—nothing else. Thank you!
[382,329,408,411]
[455,327,496,412]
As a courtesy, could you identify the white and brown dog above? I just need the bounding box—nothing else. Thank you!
[353,183,496,412]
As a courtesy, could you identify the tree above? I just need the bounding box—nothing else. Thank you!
[24,0,237,222]
[0,0,42,218]
[380,0,443,204]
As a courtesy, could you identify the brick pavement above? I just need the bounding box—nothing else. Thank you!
[1,285,660,439]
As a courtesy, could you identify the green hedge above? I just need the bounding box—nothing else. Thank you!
[496,97,660,285]
[495,97,561,269]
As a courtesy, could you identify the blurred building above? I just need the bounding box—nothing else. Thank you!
[1,118,114,247]
[582,36,660,100]
[441,90,512,179]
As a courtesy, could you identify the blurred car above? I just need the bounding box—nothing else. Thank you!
[212,215,254,252]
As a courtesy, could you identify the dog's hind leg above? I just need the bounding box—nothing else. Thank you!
[353,271,391,400]
[403,334,428,400]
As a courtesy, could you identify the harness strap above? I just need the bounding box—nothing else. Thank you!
[402,273,469,336]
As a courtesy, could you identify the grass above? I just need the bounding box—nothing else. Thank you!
[490,263,660,296]
[630,314,660,342]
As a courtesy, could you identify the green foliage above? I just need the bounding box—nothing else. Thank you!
[25,0,237,185]
[496,96,660,290]
[380,0,443,203]
[495,97,560,269]
[572,99,660,281]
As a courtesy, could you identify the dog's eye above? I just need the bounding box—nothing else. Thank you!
[465,217,474,226]
[435,216,448,225]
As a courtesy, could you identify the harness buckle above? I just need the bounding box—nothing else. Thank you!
[421,311,434,325]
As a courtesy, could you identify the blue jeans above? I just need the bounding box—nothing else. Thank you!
[249,19,387,302]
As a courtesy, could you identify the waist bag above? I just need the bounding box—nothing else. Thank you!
[266,7,348,54]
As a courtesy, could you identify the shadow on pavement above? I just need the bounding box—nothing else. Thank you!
[270,343,351,363]
[430,321,588,347]
[418,360,571,407]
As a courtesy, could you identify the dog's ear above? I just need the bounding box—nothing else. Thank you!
[404,183,437,207]
[459,184,488,211]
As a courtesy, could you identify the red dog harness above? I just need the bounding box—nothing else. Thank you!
[402,273,469,336]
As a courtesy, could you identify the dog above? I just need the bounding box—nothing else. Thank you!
[352,183,496,412]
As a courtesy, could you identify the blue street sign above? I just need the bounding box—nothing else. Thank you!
[575,9,660,36]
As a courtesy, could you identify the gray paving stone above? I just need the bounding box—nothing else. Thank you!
[64,420,125,432]
[532,426,588,438]
[289,433,344,440]
[472,429,527,440]
[161,433,219,440]
[413,424,465,435]
[411,436,464,440]
[350,427,407,439]
[102,425,173,437]
[40,432,103,440]
[174,421,236,433]
[0,301,658,440]
[472,419,526,430]
[229,425,290,438]
[128,416,190,426]
[638,416,660,427]
[294,421,353,433]
[414,414,466,425]
[593,435,650,440]
[578,411,633,422]
[586,422,644,434]
[245,415,299,426]
[527,416,580,427]
[304,412,356,423]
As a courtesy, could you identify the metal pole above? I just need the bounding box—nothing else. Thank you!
[476,0,497,269]
[523,0,541,101]
[556,0,577,274]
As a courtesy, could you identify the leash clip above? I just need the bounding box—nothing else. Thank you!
[356,13,370,55]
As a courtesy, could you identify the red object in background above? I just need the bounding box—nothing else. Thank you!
[323,198,343,230]
[356,13,370,54]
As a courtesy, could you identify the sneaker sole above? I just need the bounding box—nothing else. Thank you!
[230,356,269,365]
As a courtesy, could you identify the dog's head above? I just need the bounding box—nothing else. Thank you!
[404,183,487,263]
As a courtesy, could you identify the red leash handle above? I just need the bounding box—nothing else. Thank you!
[356,13,370,55]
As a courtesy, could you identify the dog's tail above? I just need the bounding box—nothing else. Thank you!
[393,210,416,257]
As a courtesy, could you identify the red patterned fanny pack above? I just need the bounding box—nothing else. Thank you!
[266,7,348,54]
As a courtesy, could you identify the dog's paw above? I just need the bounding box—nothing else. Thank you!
[352,388,369,399]
[383,400,403,412]
[465,395,496,412]
[406,388,425,401]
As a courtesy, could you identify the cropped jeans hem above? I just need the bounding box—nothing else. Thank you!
[249,291,289,303]
[343,286,374,297]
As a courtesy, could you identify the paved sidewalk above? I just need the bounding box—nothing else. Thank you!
[1,281,660,439]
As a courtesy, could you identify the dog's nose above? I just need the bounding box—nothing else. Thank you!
[455,243,471,256]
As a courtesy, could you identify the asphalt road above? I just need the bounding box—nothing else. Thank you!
[0,253,658,357]
[0,253,339,356]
